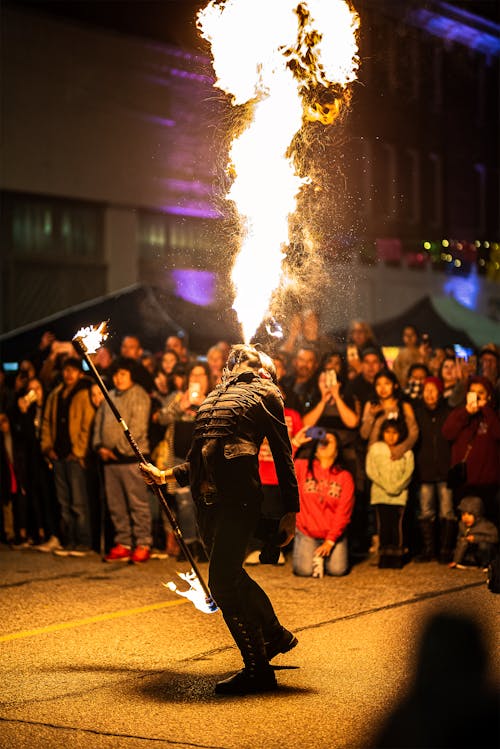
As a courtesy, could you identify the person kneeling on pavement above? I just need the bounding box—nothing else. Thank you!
[449,496,498,571]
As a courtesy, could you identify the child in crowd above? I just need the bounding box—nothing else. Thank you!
[449,496,498,570]
[366,419,414,568]
[292,428,355,577]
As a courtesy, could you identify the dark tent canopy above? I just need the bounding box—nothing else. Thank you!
[0,283,242,362]
[370,295,500,349]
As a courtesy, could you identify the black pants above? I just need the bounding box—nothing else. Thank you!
[197,496,280,641]
[375,504,405,554]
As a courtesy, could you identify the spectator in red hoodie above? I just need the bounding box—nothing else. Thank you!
[292,429,355,576]
[442,376,500,525]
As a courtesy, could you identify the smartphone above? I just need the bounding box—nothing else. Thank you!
[325,369,337,389]
[188,382,201,402]
[466,391,478,408]
[305,426,327,440]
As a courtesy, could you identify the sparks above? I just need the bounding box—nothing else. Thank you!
[164,570,218,614]
[198,0,359,342]
[73,321,109,354]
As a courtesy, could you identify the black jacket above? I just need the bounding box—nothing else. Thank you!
[173,370,299,513]
[414,400,452,483]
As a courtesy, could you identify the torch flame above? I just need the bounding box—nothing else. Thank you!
[164,570,218,614]
[198,0,359,342]
[73,321,109,354]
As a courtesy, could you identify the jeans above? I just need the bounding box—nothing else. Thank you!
[175,487,199,543]
[53,459,91,548]
[419,482,455,521]
[292,529,349,577]
[104,463,152,547]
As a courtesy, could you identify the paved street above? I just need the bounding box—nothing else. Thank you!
[1,545,498,749]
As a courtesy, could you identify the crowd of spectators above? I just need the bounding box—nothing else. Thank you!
[1,310,499,575]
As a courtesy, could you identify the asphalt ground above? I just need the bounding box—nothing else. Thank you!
[0,545,498,749]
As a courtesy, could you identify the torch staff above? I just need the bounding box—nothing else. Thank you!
[73,335,214,607]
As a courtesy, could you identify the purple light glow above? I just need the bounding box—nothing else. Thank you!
[140,113,176,127]
[172,269,216,306]
[160,204,222,219]
[161,178,213,196]
[443,266,480,310]
[410,8,500,56]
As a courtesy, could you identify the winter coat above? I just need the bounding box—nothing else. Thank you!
[294,460,354,543]
[41,378,94,461]
[453,496,499,563]
[414,400,452,482]
[92,384,150,461]
[442,405,500,486]
[366,441,414,506]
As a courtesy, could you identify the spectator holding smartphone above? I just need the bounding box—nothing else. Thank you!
[442,377,500,525]
[302,352,360,483]
[359,370,419,459]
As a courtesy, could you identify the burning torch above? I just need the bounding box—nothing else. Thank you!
[73,322,217,614]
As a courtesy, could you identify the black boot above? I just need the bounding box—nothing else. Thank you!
[215,614,277,696]
[438,518,457,564]
[378,546,404,569]
[414,518,435,563]
[264,627,298,661]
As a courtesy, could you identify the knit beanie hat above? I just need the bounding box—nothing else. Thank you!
[423,376,444,394]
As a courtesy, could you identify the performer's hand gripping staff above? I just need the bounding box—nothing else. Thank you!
[72,323,217,614]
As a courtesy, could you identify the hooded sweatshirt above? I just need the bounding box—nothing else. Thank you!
[453,496,499,564]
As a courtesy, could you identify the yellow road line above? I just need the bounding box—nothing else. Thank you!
[0,598,187,643]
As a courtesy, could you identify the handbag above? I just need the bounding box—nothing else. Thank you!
[446,443,473,489]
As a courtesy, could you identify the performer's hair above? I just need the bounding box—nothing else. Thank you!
[226,344,277,382]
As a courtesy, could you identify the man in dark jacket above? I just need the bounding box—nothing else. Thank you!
[141,344,299,695]
[414,377,454,562]
[41,358,94,555]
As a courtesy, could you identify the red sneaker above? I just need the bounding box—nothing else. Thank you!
[105,544,131,563]
[131,545,151,564]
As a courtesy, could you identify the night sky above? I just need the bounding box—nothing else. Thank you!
[9,0,500,54]
[8,0,211,52]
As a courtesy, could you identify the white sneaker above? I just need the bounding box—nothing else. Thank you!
[150,548,168,560]
[244,549,262,565]
[35,536,62,553]
[53,547,72,557]
[69,548,91,557]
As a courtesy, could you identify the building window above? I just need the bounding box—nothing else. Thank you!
[428,153,443,228]
[138,213,169,259]
[380,143,397,221]
[432,45,443,112]
[399,149,420,225]
[474,163,486,236]
[138,211,223,265]
[4,192,102,258]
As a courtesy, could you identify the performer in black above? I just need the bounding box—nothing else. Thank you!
[140,344,299,695]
